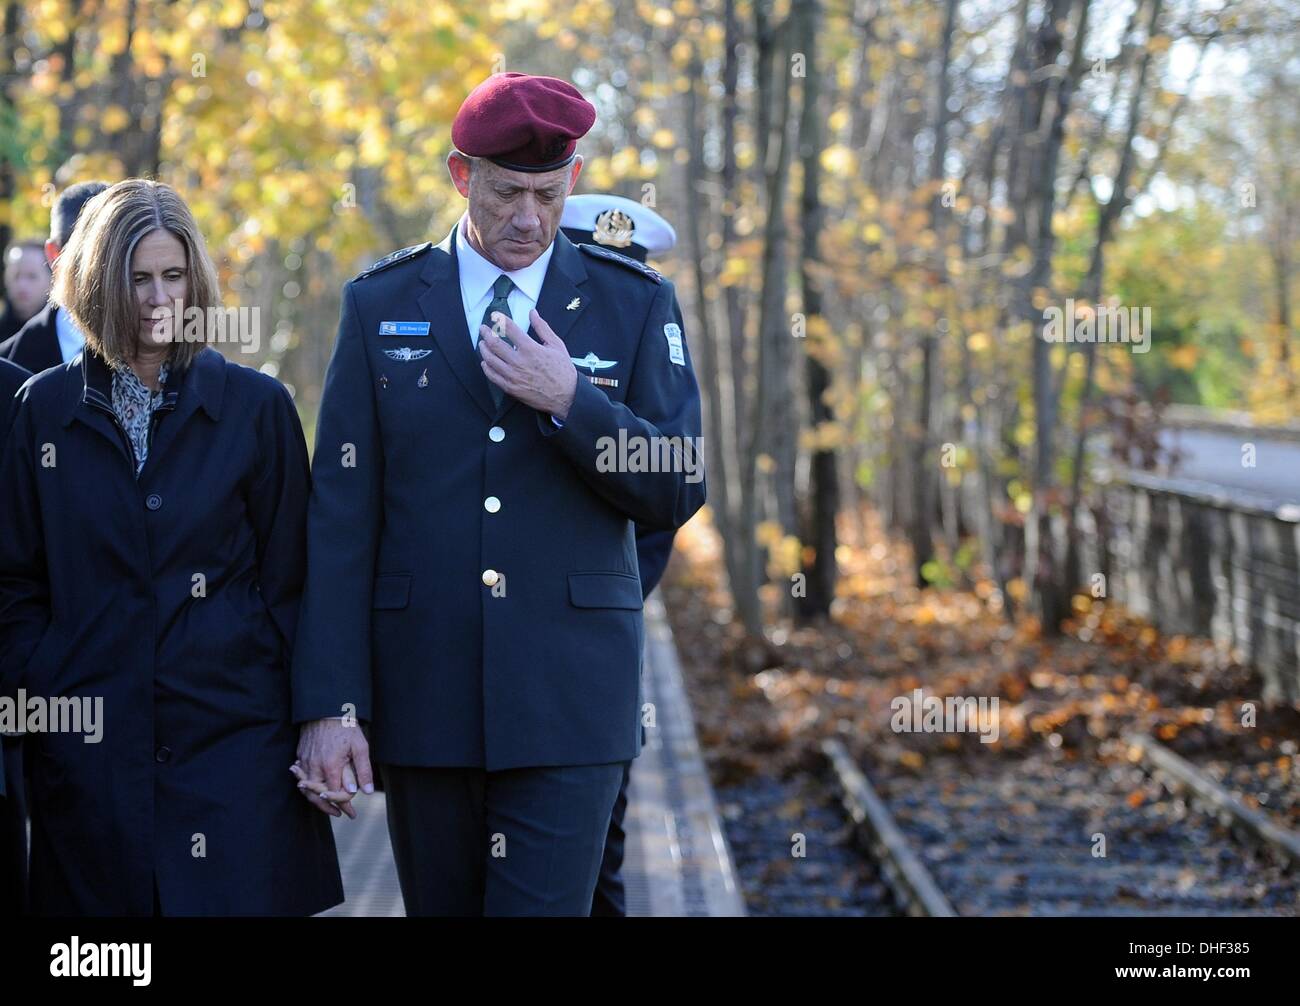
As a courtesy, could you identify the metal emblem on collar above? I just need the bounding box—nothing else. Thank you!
[593,208,635,248]
[566,297,581,311]
[383,347,433,361]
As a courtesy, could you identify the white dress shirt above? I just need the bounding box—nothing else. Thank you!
[55,306,86,363]
[455,215,555,351]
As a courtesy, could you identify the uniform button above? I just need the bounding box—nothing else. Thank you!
[484,496,501,514]
[481,569,499,587]
[145,493,163,511]
[155,746,171,763]
[489,426,505,443]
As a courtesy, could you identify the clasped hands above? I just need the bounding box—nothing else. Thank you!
[292,718,374,819]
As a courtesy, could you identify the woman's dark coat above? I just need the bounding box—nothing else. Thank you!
[0,346,342,915]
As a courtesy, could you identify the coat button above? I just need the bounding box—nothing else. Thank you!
[145,493,163,511]
[489,426,505,443]
[484,496,501,514]
[155,745,171,763]
[481,569,499,587]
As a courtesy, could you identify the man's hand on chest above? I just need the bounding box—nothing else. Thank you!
[477,307,579,421]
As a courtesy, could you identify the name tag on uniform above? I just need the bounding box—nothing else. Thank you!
[379,321,431,337]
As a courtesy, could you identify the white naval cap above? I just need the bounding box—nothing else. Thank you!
[560,193,677,263]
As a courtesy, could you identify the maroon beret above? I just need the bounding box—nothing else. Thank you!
[452,72,596,173]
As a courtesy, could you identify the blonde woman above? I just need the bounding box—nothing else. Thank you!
[0,179,342,916]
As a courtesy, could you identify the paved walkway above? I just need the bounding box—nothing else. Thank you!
[320,594,744,917]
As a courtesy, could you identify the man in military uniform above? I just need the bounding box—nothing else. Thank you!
[291,73,705,916]
[561,193,680,917]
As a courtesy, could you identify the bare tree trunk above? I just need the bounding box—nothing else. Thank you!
[1064,0,1164,595]
[1021,0,1086,633]
[1265,63,1297,406]
[909,0,960,588]
[749,10,798,614]
[684,34,762,637]
[794,0,838,619]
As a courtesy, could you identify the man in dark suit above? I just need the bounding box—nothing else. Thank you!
[0,355,31,915]
[0,182,109,374]
[561,193,681,916]
[292,73,705,916]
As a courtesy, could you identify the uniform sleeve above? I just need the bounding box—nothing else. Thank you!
[290,282,383,725]
[535,278,706,530]
[0,393,51,698]
[247,380,311,658]
[634,526,676,599]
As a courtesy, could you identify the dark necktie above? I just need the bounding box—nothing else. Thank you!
[480,274,515,409]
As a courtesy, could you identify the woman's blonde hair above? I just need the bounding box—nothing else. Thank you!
[50,179,220,370]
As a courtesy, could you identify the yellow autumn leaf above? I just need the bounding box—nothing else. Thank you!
[820,145,857,176]
[1169,344,1199,370]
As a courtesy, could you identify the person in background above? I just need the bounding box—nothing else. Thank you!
[0,354,31,916]
[0,241,51,345]
[561,193,681,918]
[0,182,110,374]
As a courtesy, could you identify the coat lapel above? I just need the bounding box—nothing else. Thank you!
[417,224,497,419]
[64,348,225,477]
[144,348,225,475]
[65,351,133,465]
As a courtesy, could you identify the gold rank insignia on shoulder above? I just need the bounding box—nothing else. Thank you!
[593,208,635,248]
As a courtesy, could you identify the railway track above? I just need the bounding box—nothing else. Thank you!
[822,735,1300,917]
[713,766,898,916]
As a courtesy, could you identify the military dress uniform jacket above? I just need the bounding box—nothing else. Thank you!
[291,224,705,771]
